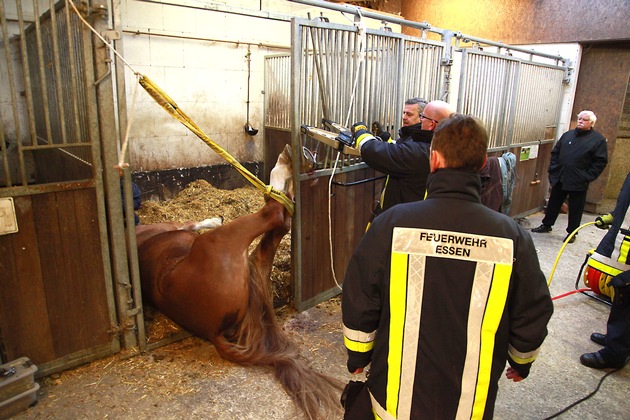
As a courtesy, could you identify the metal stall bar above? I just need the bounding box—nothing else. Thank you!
[264,54,291,130]
[512,62,566,145]
[30,0,54,148]
[14,0,35,184]
[457,49,565,150]
[47,0,69,146]
[290,16,448,310]
[0,1,20,187]
[401,38,446,104]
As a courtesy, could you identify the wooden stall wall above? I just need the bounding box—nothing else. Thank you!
[0,189,118,370]
[297,166,377,309]
[501,143,554,218]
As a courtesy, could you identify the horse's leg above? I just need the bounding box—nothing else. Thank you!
[248,207,291,283]
[193,200,287,255]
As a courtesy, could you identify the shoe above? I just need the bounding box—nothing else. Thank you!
[580,352,626,369]
[531,224,552,233]
[563,234,576,244]
[590,333,606,346]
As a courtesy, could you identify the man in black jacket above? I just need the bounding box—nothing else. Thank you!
[580,172,630,369]
[342,114,553,419]
[531,110,608,243]
[352,99,454,216]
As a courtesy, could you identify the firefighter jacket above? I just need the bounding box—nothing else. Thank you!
[589,172,630,286]
[360,123,433,212]
[548,128,607,191]
[342,169,553,419]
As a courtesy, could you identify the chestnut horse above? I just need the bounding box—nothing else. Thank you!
[135,146,341,419]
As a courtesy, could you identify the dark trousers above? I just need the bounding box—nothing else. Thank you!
[542,182,587,234]
[601,293,630,364]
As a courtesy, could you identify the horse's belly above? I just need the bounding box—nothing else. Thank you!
[153,267,249,339]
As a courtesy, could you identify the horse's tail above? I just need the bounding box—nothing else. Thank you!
[212,262,343,420]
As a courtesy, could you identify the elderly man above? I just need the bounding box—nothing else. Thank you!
[352,99,454,217]
[531,110,608,243]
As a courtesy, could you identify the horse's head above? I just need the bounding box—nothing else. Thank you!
[269,144,294,200]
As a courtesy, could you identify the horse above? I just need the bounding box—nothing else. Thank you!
[135,145,342,419]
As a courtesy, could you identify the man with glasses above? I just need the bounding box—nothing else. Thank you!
[531,110,608,243]
[342,114,553,418]
[352,99,454,218]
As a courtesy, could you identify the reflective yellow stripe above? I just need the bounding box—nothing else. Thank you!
[457,262,493,419]
[387,251,408,418]
[618,235,630,264]
[508,344,540,364]
[588,258,624,277]
[471,263,512,420]
[344,335,375,353]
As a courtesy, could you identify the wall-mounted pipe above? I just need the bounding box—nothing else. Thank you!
[288,0,434,33]
[121,28,290,51]
[288,0,569,67]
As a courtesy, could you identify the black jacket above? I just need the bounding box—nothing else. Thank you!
[548,128,608,191]
[360,123,433,212]
[342,169,553,419]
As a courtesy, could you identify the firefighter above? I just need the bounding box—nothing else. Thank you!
[353,99,454,216]
[580,171,630,369]
[341,114,553,419]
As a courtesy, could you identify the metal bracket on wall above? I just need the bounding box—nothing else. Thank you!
[101,30,121,41]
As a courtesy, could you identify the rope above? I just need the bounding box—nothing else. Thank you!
[139,76,294,215]
[68,0,294,216]
[324,9,367,291]
[115,73,140,171]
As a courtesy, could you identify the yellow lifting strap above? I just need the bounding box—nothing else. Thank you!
[138,75,294,216]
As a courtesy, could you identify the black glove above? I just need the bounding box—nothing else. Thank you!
[371,121,383,135]
[351,122,375,148]
[507,357,531,379]
[595,214,613,229]
[346,348,372,373]
[372,121,391,142]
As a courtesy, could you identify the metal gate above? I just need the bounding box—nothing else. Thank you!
[0,0,139,375]
[266,16,570,310]
[285,17,447,310]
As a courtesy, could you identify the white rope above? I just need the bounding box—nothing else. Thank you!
[115,74,140,170]
[67,0,138,75]
[326,8,367,291]
[67,0,139,171]
[328,151,343,290]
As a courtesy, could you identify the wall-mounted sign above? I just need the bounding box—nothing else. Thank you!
[520,145,540,161]
[0,197,19,235]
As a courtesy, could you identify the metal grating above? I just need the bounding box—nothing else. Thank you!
[458,49,566,150]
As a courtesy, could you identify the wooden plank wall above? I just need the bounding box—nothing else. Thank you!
[0,188,113,365]
[298,166,377,303]
[489,143,553,218]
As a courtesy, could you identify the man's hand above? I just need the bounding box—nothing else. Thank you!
[371,121,391,142]
[505,366,524,382]
[595,213,613,229]
[351,122,375,148]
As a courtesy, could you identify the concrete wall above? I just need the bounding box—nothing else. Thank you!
[399,0,629,44]
[118,0,392,172]
[399,0,630,204]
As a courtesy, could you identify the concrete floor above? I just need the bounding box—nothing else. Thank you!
[493,208,630,420]
[12,208,630,420]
